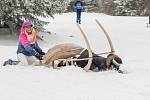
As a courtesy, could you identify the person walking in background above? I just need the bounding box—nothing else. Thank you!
[74,0,84,24]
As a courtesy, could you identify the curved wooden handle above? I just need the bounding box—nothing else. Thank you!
[76,24,93,71]
[95,19,115,54]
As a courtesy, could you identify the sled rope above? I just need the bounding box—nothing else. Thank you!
[58,52,110,62]
[59,57,92,62]
[57,51,112,62]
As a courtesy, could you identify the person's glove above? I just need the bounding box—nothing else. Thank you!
[40,51,45,55]
[35,53,43,60]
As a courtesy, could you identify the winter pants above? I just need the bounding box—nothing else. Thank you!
[76,9,82,24]
[17,53,39,66]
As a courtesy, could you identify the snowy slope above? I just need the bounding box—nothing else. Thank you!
[0,13,150,100]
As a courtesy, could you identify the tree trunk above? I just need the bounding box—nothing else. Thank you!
[6,21,18,35]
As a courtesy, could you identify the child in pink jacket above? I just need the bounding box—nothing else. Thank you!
[3,20,45,66]
[16,20,45,65]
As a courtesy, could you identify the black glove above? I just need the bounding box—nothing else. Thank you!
[35,53,43,60]
[40,51,45,55]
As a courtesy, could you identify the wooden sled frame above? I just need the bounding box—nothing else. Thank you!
[42,19,116,72]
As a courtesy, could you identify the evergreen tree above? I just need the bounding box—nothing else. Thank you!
[113,0,148,16]
[95,0,113,14]
[0,0,68,35]
[113,0,136,16]
[140,0,150,15]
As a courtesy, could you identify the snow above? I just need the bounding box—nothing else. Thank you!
[0,12,150,100]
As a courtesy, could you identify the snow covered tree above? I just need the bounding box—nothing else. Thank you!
[140,0,150,15]
[0,0,68,35]
[113,0,149,16]
[95,0,113,14]
[113,0,136,16]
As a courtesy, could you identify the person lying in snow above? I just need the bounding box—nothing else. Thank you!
[3,20,45,66]
[58,49,125,73]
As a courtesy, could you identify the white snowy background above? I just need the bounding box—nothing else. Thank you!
[0,13,150,100]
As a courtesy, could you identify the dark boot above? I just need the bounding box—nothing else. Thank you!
[3,59,20,66]
[76,18,79,24]
[79,19,81,24]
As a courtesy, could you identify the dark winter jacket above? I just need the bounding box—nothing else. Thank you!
[17,42,42,56]
[75,49,107,71]
[75,49,123,72]
[74,1,84,10]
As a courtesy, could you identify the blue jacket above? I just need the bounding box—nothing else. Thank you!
[74,1,84,10]
[17,42,42,56]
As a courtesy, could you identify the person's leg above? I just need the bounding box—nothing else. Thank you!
[17,53,29,66]
[17,54,41,66]
[76,18,79,24]
[76,13,79,24]
[27,56,39,65]
[78,10,81,24]
[76,10,80,24]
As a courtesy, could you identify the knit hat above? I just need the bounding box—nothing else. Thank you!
[22,20,32,27]
[112,56,122,70]
[106,54,123,70]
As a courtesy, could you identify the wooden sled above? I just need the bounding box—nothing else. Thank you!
[41,20,117,71]
[42,43,84,68]
[42,24,93,71]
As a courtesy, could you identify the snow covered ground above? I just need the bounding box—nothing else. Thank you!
[0,13,150,100]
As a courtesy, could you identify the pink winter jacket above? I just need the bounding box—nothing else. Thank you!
[19,21,36,46]
[17,20,43,56]
[19,27,36,46]
[19,28,29,46]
